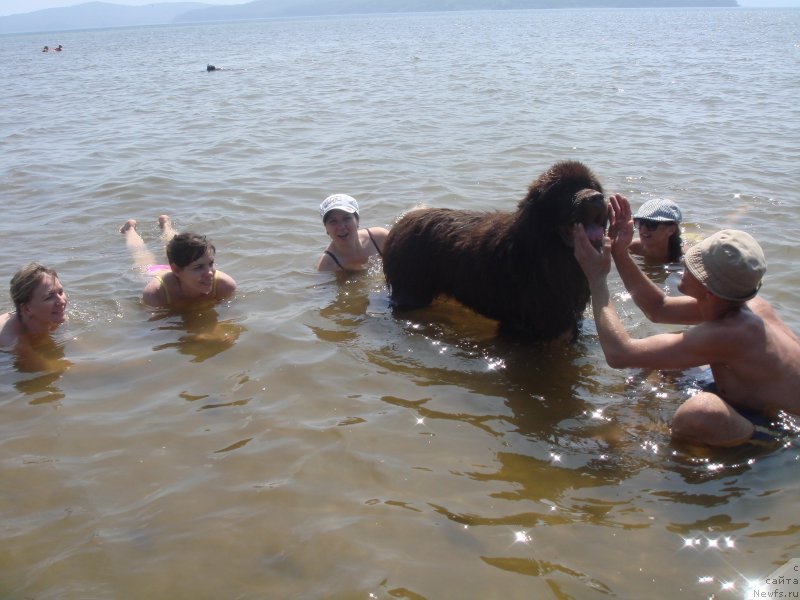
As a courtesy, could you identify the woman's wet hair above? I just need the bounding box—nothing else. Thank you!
[10,263,58,313]
[166,233,216,268]
[668,227,684,262]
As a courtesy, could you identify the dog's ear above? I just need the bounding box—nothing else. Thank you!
[522,162,603,208]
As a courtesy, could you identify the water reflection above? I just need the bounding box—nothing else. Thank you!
[638,260,684,289]
[150,306,244,363]
[9,335,71,404]
[315,271,642,447]
[308,257,799,598]
[372,306,605,441]
[313,276,372,344]
[316,270,799,477]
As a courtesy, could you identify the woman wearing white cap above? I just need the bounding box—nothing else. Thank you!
[316,194,389,272]
[627,198,683,264]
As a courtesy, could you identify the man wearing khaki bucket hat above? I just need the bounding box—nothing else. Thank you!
[574,194,800,447]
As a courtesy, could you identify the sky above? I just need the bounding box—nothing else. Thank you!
[0,0,798,17]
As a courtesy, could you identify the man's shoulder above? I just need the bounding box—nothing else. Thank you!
[747,297,780,319]
[742,297,792,332]
[697,298,795,345]
[685,310,754,347]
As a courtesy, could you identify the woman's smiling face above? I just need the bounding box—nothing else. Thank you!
[637,220,677,257]
[175,248,216,296]
[324,210,359,242]
[23,274,67,330]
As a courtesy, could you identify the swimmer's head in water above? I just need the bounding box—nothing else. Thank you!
[10,263,59,313]
[167,233,216,269]
[207,64,216,71]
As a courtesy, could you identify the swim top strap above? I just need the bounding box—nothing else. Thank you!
[324,250,344,270]
[366,228,382,257]
[154,273,172,305]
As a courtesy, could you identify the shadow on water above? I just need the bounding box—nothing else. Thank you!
[149,305,245,363]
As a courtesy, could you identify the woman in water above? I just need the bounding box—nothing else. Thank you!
[120,216,236,308]
[316,194,389,272]
[626,198,683,264]
[0,263,67,349]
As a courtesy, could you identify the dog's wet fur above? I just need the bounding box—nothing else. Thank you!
[382,160,607,340]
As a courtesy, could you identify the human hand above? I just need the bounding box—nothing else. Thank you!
[574,223,611,283]
[607,194,634,255]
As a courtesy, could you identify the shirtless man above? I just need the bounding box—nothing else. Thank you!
[574,194,800,447]
[0,263,67,349]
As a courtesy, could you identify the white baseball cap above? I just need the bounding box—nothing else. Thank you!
[320,194,359,222]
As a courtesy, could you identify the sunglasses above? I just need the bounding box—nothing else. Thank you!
[635,219,665,232]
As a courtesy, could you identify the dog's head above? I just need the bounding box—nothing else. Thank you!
[520,161,608,250]
[559,188,607,249]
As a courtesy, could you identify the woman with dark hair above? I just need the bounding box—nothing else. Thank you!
[120,216,236,308]
[627,198,683,264]
[316,194,389,272]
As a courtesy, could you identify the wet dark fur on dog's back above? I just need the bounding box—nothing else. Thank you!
[382,160,606,340]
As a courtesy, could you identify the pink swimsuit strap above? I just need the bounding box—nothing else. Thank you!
[147,264,170,273]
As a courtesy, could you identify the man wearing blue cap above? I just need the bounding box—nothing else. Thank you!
[574,194,800,447]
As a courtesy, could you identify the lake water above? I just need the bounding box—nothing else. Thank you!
[1,7,799,599]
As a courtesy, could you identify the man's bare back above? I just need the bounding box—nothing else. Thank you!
[705,297,800,415]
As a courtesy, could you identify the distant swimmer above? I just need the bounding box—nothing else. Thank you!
[206,64,245,72]
[42,46,49,52]
[54,45,63,51]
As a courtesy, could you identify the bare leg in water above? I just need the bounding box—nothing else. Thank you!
[158,214,177,243]
[120,215,177,270]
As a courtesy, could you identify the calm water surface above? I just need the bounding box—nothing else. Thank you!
[1,8,800,599]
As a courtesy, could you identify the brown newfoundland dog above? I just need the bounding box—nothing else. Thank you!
[382,160,607,340]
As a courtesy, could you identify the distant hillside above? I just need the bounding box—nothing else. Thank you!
[0,1,209,34]
[0,0,739,35]
[177,0,737,22]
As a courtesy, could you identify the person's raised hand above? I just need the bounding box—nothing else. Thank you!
[607,193,634,256]
[574,223,611,283]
